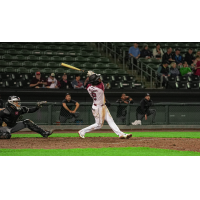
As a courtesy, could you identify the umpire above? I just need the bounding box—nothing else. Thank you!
[132,93,156,125]
[59,93,80,123]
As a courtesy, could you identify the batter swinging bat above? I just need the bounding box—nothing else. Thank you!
[61,63,85,72]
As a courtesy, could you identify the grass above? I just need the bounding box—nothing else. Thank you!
[0,147,200,156]
[11,132,200,139]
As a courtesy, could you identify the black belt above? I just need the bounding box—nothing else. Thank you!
[94,104,105,106]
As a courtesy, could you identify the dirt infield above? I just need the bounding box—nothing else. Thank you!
[1,137,200,152]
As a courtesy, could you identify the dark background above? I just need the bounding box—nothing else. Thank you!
[0,89,199,104]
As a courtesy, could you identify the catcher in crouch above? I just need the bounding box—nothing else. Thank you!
[0,96,53,139]
[78,71,132,139]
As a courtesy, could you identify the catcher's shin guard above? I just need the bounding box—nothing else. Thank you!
[0,130,11,139]
[23,119,53,138]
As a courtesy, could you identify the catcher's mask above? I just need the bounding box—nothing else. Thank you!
[8,96,22,110]
[89,73,101,85]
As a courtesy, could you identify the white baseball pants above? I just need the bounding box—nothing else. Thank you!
[79,105,126,137]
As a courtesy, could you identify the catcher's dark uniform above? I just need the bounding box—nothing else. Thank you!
[0,104,51,139]
[136,98,156,123]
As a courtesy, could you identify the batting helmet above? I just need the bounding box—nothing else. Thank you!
[89,73,101,85]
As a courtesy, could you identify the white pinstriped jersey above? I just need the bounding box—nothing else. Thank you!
[87,82,105,105]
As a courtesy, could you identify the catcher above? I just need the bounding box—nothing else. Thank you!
[0,96,53,139]
[78,71,132,139]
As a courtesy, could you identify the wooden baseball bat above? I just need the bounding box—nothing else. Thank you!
[61,63,85,72]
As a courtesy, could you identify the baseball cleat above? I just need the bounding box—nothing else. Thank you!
[132,120,141,125]
[43,129,54,138]
[132,120,138,125]
[78,131,85,139]
[119,134,132,139]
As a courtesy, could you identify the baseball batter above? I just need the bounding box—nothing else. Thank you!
[78,71,132,139]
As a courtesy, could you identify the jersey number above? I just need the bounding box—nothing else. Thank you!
[91,92,97,101]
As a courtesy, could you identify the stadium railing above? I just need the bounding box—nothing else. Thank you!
[14,102,200,125]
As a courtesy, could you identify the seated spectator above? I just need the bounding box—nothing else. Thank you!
[170,62,180,77]
[193,56,200,76]
[29,72,47,88]
[128,42,140,69]
[140,44,152,59]
[153,43,164,59]
[184,48,195,66]
[173,48,183,66]
[162,47,175,64]
[116,94,133,123]
[157,61,171,88]
[84,77,90,88]
[195,50,200,57]
[72,75,84,89]
[59,93,80,123]
[46,73,61,89]
[180,61,193,76]
[59,73,72,89]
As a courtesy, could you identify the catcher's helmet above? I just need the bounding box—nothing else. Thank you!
[8,96,22,110]
[89,73,101,85]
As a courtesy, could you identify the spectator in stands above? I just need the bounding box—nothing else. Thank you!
[170,62,180,77]
[153,43,164,59]
[116,94,133,123]
[173,49,183,66]
[162,47,175,64]
[157,61,171,88]
[180,61,193,76]
[184,48,195,66]
[140,44,152,59]
[72,75,84,89]
[29,72,47,88]
[129,43,140,68]
[193,56,200,76]
[59,93,80,123]
[46,73,61,89]
[59,73,72,89]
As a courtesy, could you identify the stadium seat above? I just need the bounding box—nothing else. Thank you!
[94,63,105,68]
[55,50,66,56]
[17,67,30,74]
[126,75,136,82]
[44,50,55,56]
[19,49,31,55]
[70,62,81,68]
[32,50,43,55]
[132,82,144,89]
[7,49,20,55]
[81,62,94,69]
[43,68,54,74]
[48,45,60,50]
[27,55,39,61]
[4,67,16,73]
[89,52,101,57]
[115,69,128,75]
[23,44,35,49]
[0,60,8,67]
[0,49,6,54]
[77,51,90,57]
[30,68,40,73]
[47,62,60,68]
[176,82,188,89]
[15,55,26,61]
[39,55,51,61]
[103,69,115,75]
[54,68,66,74]
[9,61,22,67]
[62,56,75,62]
[86,57,98,63]
[59,45,69,51]
[36,44,48,50]
[74,56,86,62]
[111,82,123,89]
[51,56,63,62]
[188,75,199,82]
[0,43,11,49]
[188,82,200,89]
[81,47,94,51]
[22,61,35,67]
[98,57,110,63]
[35,61,47,68]
[11,43,23,49]
[102,75,115,82]
[2,54,14,60]
[105,63,118,69]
